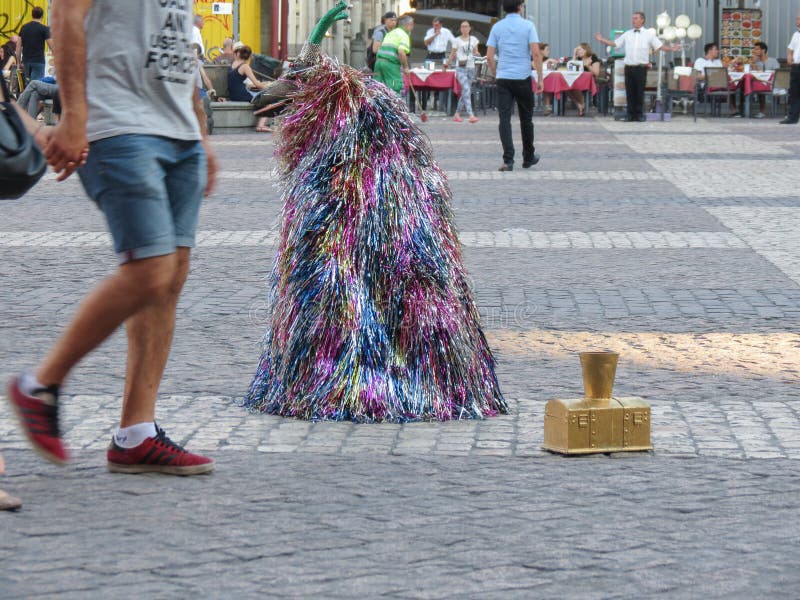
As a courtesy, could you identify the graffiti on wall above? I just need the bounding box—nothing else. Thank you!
[194,0,235,60]
[1,0,40,43]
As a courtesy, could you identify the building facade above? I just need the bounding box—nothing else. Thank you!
[1,1,792,70]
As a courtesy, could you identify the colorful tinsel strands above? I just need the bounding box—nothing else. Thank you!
[245,60,506,422]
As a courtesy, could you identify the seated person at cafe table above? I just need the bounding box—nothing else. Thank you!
[693,42,723,84]
[693,42,724,108]
[534,42,558,115]
[749,41,779,118]
[567,42,601,116]
[694,43,739,117]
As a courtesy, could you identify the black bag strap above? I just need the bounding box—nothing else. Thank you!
[0,70,9,102]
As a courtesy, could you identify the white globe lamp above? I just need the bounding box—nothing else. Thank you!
[674,14,691,29]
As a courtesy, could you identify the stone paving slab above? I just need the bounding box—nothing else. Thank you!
[1,451,799,599]
[2,113,800,595]
[0,230,749,248]
[705,207,800,286]
[648,159,800,198]
[613,134,792,155]
[463,248,795,289]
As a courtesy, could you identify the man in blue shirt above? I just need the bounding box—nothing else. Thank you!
[486,0,542,171]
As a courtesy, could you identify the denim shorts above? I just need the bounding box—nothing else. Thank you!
[79,134,206,264]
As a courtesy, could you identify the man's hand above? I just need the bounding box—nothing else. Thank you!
[202,138,217,197]
[537,81,544,94]
[43,118,89,181]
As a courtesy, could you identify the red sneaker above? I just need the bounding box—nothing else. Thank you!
[107,425,214,475]
[6,376,68,465]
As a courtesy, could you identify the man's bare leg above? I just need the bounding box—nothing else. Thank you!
[120,248,191,427]
[34,254,178,388]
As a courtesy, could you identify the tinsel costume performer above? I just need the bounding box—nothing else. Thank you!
[245,3,506,422]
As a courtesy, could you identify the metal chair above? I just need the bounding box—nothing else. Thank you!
[768,68,791,117]
[704,67,733,117]
[666,69,698,122]
[642,67,662,110]
[471,60,496,114]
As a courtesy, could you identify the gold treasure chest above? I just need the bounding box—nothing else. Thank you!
[542,352,653,455]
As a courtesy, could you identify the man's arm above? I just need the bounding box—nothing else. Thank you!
[199,65,215,98]
[192,87,217,197]
[694,60,705,81]
[595,32,618,48]
[398,49,410,72]
[45,0,92,181]
[446,46,457,67]
[790,47,795,65]
[424,30,436,46]
[531,42,543,92]
[655,39,679,53]
[486,46,496,76]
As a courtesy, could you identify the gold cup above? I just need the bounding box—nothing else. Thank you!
[579,351,619,400]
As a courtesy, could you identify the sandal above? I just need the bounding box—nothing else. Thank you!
[453,116,463,123]
[255,126,272,133]
[468,115,478,123]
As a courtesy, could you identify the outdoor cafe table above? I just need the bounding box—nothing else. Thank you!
[534,70,597,116]
[730,71,774,118]
[403,69,461,114]
[710,71,775,118]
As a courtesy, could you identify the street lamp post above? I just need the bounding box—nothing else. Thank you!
[654,12,702,120]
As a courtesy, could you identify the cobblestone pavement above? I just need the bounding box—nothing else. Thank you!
[2,112,800,597]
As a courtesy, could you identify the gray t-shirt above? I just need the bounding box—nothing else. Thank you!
[754,57,780,71]
[85,0,200,142]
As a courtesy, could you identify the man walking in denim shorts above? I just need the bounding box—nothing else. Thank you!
[7,0,218,475]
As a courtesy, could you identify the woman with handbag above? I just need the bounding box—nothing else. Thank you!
[447,21,481,123]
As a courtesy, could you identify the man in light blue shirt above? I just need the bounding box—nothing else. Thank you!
[486,0,542,171]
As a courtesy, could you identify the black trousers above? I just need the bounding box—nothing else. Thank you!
[426,51,446,60]
[497,77,535,166]
[624,65,647,119]
[788,64,800,121]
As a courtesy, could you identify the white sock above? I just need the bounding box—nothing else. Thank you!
[20,373,48,395]
[114,422,157,449]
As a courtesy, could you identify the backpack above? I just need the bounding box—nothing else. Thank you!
[366,25,386,70]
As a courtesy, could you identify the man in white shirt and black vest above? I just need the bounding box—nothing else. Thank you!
[424,18,455,61]
[596,12,678,122]
[780,13,800,124]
